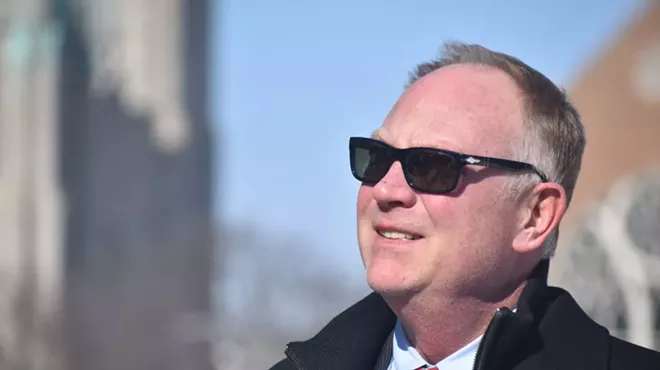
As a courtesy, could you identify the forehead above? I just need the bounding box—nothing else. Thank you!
[375,64,524,156]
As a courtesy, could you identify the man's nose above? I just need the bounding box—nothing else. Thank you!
[371,161,417,210]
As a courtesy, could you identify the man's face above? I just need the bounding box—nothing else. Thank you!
[357,64,528,300]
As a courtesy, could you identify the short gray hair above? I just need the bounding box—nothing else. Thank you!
[407,42,586,259]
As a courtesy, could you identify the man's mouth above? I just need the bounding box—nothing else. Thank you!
[376,230,422,241]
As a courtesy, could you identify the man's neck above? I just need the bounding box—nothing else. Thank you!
[384,283,526,365]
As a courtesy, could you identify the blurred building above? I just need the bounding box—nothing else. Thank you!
[0,1,66,369]
[0,0,215,369]
[552,0,660,351]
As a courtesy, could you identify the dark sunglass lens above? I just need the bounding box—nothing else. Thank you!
[406,151,459,192]
[352,144,392,183]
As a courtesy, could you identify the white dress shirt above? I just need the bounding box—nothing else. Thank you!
[387,308,517,370]
[387,319,482,370]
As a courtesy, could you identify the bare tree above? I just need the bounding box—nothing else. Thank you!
[214,224,370,369]
[555,169,660,350]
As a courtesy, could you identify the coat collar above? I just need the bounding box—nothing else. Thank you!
[473,260,609,370]
[284,292,396,370]
[285,260,610,370]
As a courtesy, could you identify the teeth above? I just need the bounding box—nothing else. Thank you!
[378,230,420,240]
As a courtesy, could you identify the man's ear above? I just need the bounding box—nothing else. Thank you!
[513,182,567,253]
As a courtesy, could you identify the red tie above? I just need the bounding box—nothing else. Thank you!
[416,367,438,370]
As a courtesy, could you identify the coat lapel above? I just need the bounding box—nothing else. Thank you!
[285,293,396,370]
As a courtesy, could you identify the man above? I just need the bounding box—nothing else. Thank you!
[268,42,660,370]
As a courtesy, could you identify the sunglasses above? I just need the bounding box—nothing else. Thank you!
[349,137,548,194]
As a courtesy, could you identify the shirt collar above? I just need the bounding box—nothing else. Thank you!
[392,319,430,370]
[391,308,516,370]
[392,319,483,370]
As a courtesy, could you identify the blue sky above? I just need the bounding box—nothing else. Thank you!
[212,0,645,283]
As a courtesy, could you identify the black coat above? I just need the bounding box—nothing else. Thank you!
[267,261,660,370]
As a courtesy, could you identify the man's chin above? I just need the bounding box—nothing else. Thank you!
[366,271,420,298]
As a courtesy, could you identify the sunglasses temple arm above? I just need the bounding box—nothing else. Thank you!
[474,157,549,182]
